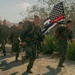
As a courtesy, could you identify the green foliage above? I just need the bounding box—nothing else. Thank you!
[67,42,75,60]
[41,35,75,61]
[41,35,58,54]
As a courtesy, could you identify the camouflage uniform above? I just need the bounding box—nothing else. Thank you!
[8,26,22,60]
[20,21,44,72]
[0,24,9,56]
[55,24,73,66]
[34,25,44,58]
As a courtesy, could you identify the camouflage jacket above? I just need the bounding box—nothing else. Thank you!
[34,25,44,43]
[20,21,44,46]
[55,25,73,41]
[8,26,22,44]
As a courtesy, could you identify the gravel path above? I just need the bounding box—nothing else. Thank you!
[0,44,75,75]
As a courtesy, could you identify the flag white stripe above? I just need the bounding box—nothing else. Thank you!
[44,19,51,25]
[44,23,57,34]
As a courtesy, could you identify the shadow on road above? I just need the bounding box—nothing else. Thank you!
[0,60,21,71]
[22,71,29,75]
[42,65,61,75]
[11,72,18,75]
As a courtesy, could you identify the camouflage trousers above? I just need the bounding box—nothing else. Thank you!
[25,44,37,71]
[58,40,67,66]
[11,43,20,60]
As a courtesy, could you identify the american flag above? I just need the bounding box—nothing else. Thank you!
[42,2,65,34]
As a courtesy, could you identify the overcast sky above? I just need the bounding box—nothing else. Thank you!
[0,0,75,23]
[0,0,38,23]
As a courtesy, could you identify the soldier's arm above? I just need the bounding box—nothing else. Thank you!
[40,32,46,44]
[20,29,26,42]
[20,28,28,46]
[68,30,73,42]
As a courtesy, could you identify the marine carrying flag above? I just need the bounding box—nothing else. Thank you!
[42,2,65,34]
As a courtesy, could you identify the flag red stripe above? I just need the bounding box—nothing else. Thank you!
[52,15,64,23]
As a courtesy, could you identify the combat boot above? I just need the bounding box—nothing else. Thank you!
[58,64,65,67]
[26,69,33,73]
